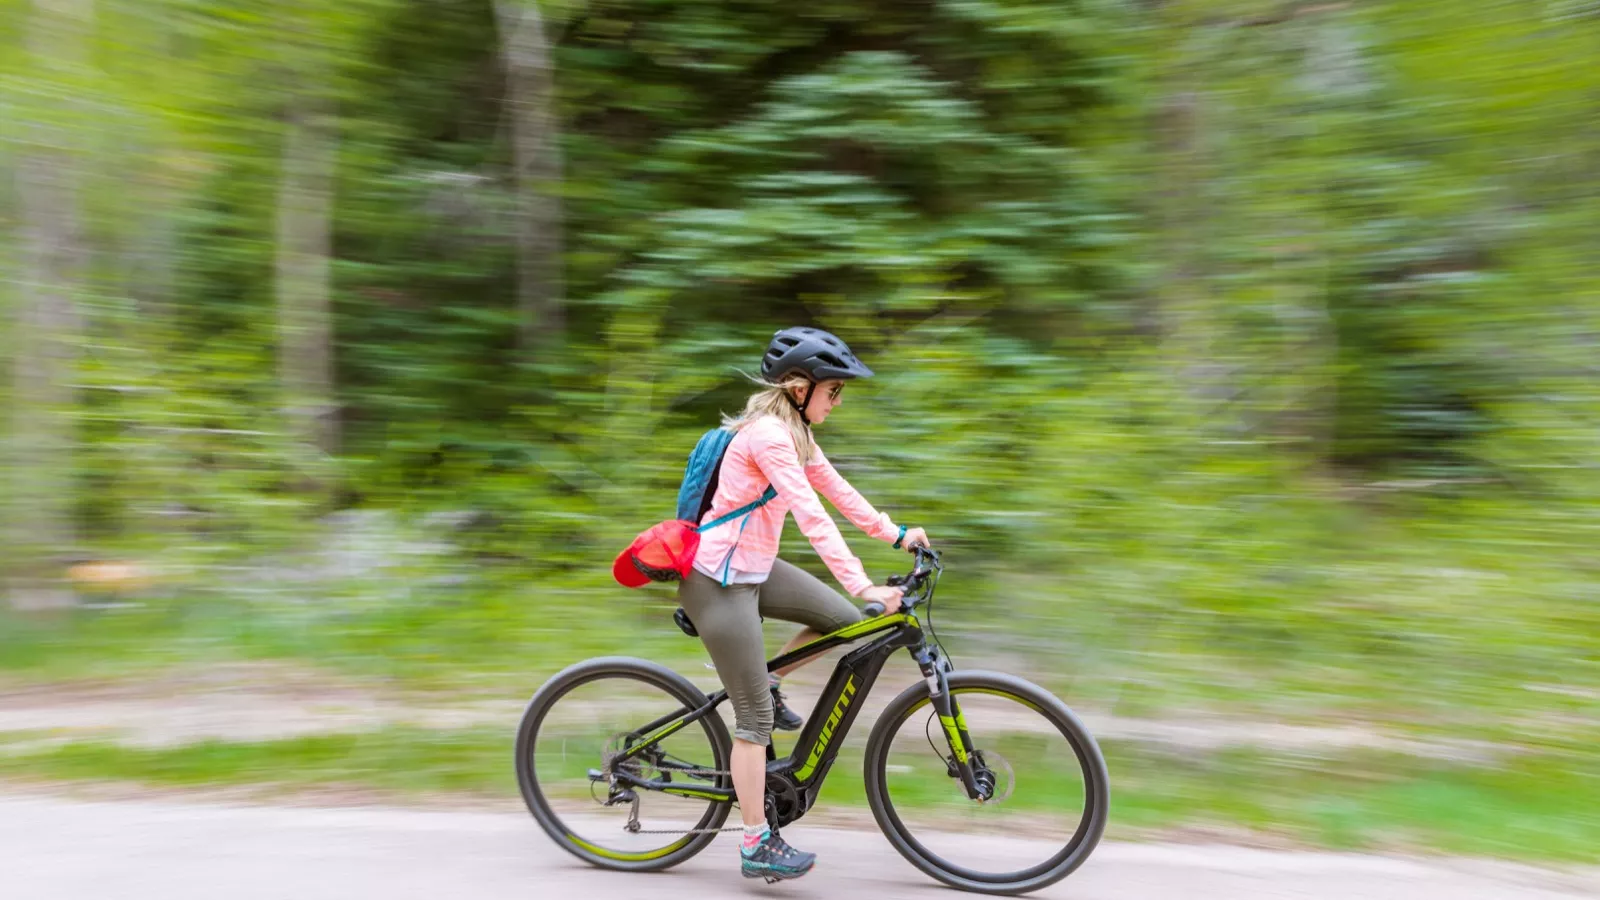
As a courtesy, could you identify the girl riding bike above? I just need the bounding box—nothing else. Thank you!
[678,326,930,882]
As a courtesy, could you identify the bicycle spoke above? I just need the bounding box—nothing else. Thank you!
[874,686,1097,881]
[524,674,730,861]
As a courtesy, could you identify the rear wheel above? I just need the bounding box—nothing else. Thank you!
[863,671,1108,895]
[515,656,733,871]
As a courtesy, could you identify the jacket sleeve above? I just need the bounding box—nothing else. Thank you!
[806,444,899,544]
[747,420,875,596]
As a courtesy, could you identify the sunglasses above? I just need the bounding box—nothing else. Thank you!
[827,383,844,402]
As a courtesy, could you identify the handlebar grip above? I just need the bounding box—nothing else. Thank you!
[862,601,886,618]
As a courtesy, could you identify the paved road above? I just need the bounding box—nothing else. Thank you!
[6,794,1595,900]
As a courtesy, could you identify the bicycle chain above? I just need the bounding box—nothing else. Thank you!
[629,824,746,834]
[628,773,747,836]
[605,764,741,836]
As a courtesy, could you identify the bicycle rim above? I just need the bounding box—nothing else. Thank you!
[867,678,1106,893]
[518,666,731,867]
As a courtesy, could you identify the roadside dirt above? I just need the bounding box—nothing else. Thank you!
[0,661,1505,761]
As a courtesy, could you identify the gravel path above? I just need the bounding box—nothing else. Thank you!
[5,793,1595,900]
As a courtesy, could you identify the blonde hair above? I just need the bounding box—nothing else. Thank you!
[722,374,817,466]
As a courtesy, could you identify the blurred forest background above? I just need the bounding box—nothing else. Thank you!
[1,0,1597,858]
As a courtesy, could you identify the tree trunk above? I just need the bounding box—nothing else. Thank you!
[1154,80,1223,413]
[274,93,340,460]
[6,0,93,610]
[1151,20,1242,429]
[494,0,565,352]
[127,184,179,321]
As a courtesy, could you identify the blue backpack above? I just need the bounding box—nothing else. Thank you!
[675,428,777,526]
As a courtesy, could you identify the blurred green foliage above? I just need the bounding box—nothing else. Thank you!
[1,0,1597,742]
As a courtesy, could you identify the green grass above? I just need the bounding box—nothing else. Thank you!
[1102,744,1600,861]
[8,560,1597,750]
[3,728,1595,864]
[0,573,710,689]
[0,728,515,797]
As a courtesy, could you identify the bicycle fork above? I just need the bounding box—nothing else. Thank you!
[912,646,992,802]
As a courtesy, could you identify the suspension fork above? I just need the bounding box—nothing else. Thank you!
[912,646,985,801]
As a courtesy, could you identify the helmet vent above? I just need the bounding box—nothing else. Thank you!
[761,326,871,383]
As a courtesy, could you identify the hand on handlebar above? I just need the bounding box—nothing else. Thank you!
[859,584,905,617]
[901,527,931,553]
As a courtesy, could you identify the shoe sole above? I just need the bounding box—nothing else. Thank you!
[741,860,816,882]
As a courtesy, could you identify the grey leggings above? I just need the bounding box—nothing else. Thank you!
[677,558,862,745]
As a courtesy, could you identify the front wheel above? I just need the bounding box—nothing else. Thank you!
[863,671,1109,895]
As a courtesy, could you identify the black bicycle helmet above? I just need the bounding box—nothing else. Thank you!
[760,326,874,384]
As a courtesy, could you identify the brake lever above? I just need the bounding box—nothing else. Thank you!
[867,545,944,618]
[865,575,920,618]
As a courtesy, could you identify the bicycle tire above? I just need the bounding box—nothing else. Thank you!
[863,670,1109,895]
[515,656,733,871]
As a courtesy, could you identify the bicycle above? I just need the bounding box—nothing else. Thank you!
[514,546,1109,895]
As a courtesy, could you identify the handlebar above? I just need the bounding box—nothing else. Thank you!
[862,544,941,617]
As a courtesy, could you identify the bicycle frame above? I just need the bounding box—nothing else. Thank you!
[605,605,986,825]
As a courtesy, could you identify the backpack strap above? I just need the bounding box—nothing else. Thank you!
[694,484,778,533]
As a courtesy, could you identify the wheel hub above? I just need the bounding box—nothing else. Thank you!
[970,749,1014,805]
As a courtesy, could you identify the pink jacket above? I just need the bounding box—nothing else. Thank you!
[694,416,900,596]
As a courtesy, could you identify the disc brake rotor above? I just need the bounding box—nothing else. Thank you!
[972,749,1015,805]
